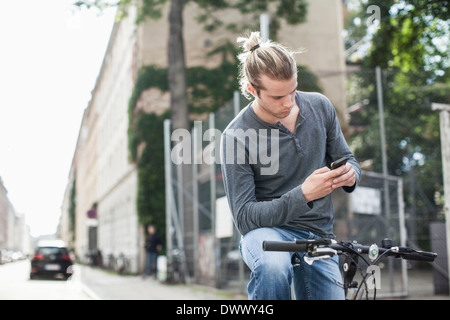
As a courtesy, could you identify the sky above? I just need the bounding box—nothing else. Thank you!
[0,1,117,237]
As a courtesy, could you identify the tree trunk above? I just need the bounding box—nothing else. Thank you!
[167,0,193,284]
[168,0,189,131]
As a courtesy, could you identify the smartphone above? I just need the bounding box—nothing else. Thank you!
[330,156,348,170]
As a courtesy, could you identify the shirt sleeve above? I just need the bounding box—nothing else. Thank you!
[322,94,362,190]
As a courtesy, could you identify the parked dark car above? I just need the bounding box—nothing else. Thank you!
[30,240,73,280]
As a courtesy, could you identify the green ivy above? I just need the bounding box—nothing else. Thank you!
[69,176,76,242]
[127,44,240,239]
[134,112,168,243]
[186,42,240,113]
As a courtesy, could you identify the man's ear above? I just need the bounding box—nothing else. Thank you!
[247,82,256,97]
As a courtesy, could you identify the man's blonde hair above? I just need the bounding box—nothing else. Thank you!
[237,31,300,100]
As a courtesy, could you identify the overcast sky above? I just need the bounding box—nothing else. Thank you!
[0,0,117,237]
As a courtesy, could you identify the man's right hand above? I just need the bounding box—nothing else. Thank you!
[300,165,348,202]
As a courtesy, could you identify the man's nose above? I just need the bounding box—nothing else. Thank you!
[283,93,294,106]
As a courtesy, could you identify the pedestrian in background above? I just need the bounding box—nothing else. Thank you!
[143,224,163,279]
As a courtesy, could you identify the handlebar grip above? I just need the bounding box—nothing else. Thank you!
[399,251,437,262]
[262,241,308,252]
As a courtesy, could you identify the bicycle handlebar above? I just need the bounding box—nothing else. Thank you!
[262,238,437,262]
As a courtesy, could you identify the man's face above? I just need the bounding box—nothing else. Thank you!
[248,74,298,121]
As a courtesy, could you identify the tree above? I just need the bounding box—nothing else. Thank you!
[168,0,189,131]
[344,0,450,249]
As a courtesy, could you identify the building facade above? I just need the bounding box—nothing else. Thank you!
[0,177,32,260]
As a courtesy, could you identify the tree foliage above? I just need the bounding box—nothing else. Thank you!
[344,0,449,247]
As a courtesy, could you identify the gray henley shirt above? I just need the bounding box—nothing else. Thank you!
[220,91,361,237]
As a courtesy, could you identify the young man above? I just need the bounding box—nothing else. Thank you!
[220,31,361,300]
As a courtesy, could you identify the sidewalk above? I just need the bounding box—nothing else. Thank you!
[387,268,450,300]
[74,264,449,300]
[74,264,247,300]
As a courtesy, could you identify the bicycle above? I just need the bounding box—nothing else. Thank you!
[262,237,437,300]
[115,252,129,275]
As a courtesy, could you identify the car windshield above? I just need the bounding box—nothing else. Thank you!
[38,247,67,255]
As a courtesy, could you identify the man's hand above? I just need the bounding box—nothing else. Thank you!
[301,163,356,203]
[331,163,356,189]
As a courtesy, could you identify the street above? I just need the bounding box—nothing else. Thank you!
[0,259,92,300]
[1,257,448,301]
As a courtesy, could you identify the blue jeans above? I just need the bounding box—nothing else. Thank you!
[145,252,158,276]
[240,227,345,300]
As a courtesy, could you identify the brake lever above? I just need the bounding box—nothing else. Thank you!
[304,247,338,265]
[312,246,338,257]
[304,254,332,265]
